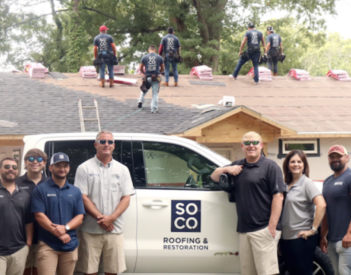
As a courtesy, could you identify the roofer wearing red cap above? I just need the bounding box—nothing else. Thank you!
[321,145,351,275]
[266,26,282,76]
[93,25,117,88]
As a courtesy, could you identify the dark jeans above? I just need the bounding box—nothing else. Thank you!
[280,234,318,275]
[233,51,260,83]
[164,57,178,82]
[267,59,278,73]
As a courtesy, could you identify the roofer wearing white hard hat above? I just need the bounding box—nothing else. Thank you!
[321,145,351,275]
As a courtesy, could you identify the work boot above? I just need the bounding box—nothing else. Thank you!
[99,79,105,88]
[109,79,114,88]
[174,82,178,87]
[274,73,278,76]
[163,82,168,86]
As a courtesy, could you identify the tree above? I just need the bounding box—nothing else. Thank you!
[219,17,326,76]
[301,33,351,76]
[0,0,339,73]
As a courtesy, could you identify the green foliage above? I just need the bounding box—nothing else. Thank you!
[301,33,351,76]
[0,0,341,74]
[219,17,327,76]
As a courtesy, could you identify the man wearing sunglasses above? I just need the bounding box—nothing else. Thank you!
[0,158,34,275]
[211,131,285,275]
[75,130,135,275]
[16,149,48,275]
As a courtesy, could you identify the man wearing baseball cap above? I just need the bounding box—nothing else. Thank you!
[94,25,117,88]
[230,22,266,85]
[266,26,282,76]
[31,152,85,275]
[321,145,351,275]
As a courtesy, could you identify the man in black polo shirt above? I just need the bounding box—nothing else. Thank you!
[211,131,285,275]
[0,158,33,275]
[16,148,48,275]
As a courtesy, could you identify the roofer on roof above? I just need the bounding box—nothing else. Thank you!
[159,27,181,87]
[229,22,266,85]
[93,25,117,88]
[266,26,283,76]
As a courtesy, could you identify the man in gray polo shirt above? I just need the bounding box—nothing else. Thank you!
[0,158,33,275]
[75,130,135,275]
[321,145,351,275]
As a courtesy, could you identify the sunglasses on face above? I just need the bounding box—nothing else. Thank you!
[3,165,18,170]
[27,157,43,163]
[243,141,260,146]
[98,140,114,145]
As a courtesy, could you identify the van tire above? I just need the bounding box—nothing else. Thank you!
[279,247,334,275]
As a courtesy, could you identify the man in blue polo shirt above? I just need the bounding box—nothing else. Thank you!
[31,152,85,275]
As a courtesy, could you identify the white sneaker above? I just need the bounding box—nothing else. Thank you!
[228,74,237,80]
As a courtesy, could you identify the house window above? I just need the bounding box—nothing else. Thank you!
[278,139,320,158]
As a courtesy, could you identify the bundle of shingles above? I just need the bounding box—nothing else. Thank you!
[113,65,126,75]
[326,70,351,81]
[247,67,272,81]
[24,63,47,78]
[190,65,213,80]
[79,66,97,78]
[287,69,311,81]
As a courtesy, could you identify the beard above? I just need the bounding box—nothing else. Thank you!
[330,161,346,172]
[51,171,67,180]
[0,171,18,182]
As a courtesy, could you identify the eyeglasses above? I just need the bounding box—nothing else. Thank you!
[27,157,43,163]
[243,141,260,146]
[98,140,114,145]
[3,165,18,170]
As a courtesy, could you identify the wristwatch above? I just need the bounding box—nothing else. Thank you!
[311,227,318,234]
[65,224,70,231]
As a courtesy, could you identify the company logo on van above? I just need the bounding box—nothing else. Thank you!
[171,200,201,232]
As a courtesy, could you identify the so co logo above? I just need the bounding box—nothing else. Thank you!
[171,200,201,232]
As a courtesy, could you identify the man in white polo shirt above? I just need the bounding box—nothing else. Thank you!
[74,130,135,275]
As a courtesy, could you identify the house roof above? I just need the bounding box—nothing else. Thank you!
[0,72,201,136]
[36,72,351,134]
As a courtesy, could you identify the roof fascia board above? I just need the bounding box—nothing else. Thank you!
[174,106,296,137]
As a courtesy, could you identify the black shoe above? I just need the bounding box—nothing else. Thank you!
[138,102,142,108]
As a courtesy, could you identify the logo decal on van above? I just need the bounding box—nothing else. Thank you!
[171,200,201,232]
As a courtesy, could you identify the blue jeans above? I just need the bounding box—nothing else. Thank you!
[164,58,178,82]
[137,77,160,112]
[233,51,260,83]
[100,63,114,80]
[328,241,351,275]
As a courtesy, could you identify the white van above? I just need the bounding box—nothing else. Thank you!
[21,133,333,275]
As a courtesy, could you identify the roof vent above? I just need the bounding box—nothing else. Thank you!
[0,120,18,128]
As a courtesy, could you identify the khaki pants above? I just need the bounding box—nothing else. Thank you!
[76,232,126,274]
[25,244,39,268]
[239,227,281,275]
[36,242,78,275]
[0,245,29,275]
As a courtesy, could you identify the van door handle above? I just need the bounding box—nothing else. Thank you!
[142,200,169,208]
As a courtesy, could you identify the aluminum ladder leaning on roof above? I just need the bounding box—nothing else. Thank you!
[78,99,101,132]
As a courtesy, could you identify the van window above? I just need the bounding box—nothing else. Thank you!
[45,140,122,184]
[142,142,218,189]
